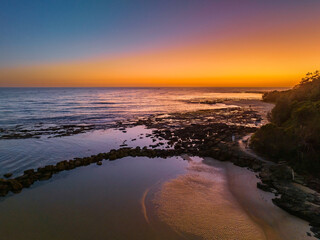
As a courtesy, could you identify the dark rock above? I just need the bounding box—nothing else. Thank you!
[273,195,320,227]
[97,161,102,166]
[0,179,9,196]
[56,161,68,171]
[269,164,293,181]
[75,160,82,166]
[7,179,23,193]
[37,165,55,173]
[311,227,320,238]
[0,189,9,197]
[16,175,34,188]
[4,173,12,178]
[251,163,262,172]
[257,182,273,192]
[24,169,35,175]
[38,172,52,181]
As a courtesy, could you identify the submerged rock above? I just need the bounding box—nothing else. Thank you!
[7,179,23,193]
[0,179,9,196]
[38,172,53,181]
[3,173,12,178]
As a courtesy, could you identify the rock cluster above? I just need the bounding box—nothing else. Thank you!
[2,104,319,237]
[0,147,184,197]
[1,106,261,139]
[0,124,96,140]
[257,164,320,238]
[1,107,261,197]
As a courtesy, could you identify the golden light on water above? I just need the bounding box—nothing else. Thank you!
[153,162,267,240]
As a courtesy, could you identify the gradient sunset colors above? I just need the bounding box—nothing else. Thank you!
[1,0,320,87]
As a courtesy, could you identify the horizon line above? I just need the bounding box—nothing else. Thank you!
[0,86,291,88]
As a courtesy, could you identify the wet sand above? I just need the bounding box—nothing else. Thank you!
[1,97,316,239]
[225,158,316,240]
[152,157,316,240]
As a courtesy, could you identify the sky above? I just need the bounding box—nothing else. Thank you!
[0,0,320,87]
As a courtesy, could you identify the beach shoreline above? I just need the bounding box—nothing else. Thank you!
[224,158,316,240]
[0,98,319,239]
[151,156,316,239]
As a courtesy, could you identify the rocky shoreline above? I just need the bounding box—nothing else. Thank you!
[1,102,319,238]
[258,163,320,238]
[0,102,264,140]
[0,106,263,198]
[0,147,184,196]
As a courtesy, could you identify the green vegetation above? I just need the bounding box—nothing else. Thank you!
[250,71,320,176]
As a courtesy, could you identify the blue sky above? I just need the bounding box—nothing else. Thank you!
[1,0,318,66]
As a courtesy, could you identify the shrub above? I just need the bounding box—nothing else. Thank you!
[251,71,320,176]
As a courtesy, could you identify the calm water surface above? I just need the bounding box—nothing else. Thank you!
[0,155,314,240]
[0,87,276,129]
[1,87,310,240]
[0,87,279,176]
[0,156,189,240]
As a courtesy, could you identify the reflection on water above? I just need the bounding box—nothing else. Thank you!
[153,157,316,240]
[0,156,188,240]
[0,126,168,176]
[0,155,316,240]
[153,158,266,240]
[0,87,279,129]
[0,87,311,240]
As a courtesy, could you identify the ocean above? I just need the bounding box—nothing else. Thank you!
[2,87,313,240]
[0,87,274,176]
[0,87,275,130]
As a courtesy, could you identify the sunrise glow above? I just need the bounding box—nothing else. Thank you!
[1,0,320,87]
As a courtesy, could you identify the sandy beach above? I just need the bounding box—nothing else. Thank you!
[2,0,320,238]
[0,90,318,239]
[152,156,316,240]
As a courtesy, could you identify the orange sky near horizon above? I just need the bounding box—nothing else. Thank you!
[1,2,320,87]
[1,36,318,87]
